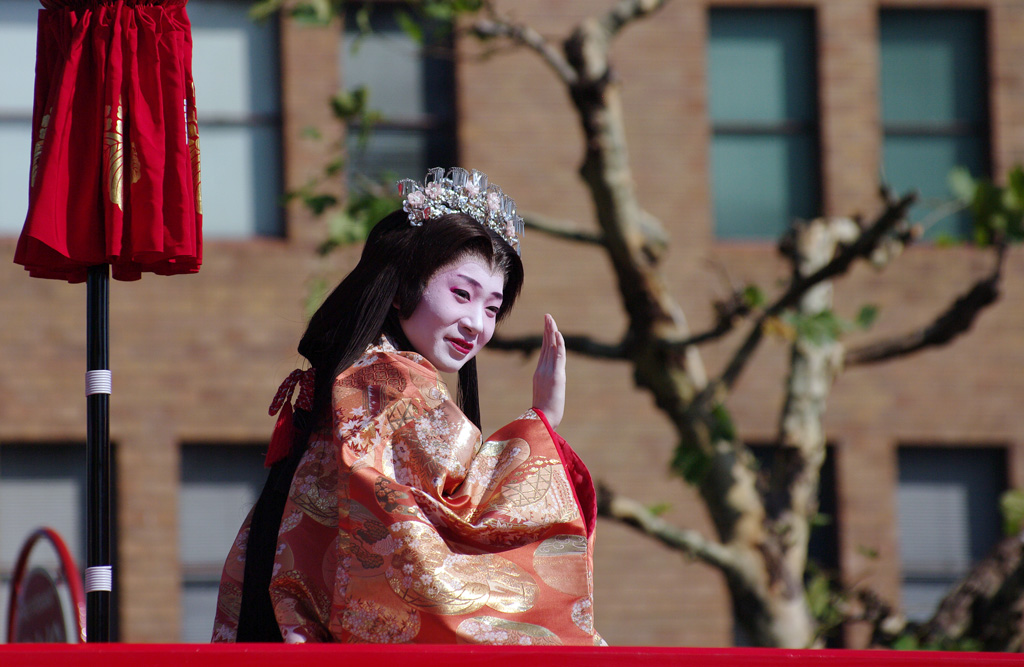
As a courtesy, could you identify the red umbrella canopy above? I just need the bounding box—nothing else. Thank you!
[14,0,202,282]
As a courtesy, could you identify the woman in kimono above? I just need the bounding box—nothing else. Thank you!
[212,167,601,645]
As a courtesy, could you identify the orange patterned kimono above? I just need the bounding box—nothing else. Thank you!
[213,340,602,645]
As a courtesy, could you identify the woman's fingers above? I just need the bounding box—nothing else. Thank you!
[533,314,566,428]
[543,314,556,365]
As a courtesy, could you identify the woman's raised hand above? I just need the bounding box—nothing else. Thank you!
[532,314,566,429]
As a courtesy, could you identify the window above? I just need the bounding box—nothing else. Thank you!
[897,447,1005,622]
[179,444,267,642]
[0,2,42,236]
[341,3,456,184]
[0,444,88,640]
[708,9,820,240]
[880,10,989,240]
[189,0,284,237]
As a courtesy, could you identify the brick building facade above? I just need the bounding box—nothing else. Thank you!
[1,0,1023,647]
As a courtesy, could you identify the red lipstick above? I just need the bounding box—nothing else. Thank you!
[448,337,473,354]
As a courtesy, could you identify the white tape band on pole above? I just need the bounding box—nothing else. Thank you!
[85,370,112,396]
[85,565,113,593]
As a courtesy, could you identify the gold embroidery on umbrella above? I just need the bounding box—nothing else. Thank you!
[187,84,202,214]
[130,142,140,185]
[103,100,124,210]
[30,109,51,188]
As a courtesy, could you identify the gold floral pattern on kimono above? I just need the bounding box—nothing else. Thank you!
[213,342,602,645]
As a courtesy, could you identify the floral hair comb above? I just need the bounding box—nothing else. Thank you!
[397,167,524,255]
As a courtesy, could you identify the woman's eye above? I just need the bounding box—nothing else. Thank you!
[487,306,500,316]
[453,288,470,299]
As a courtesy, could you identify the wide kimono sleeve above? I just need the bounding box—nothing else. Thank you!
[267,350,603,645]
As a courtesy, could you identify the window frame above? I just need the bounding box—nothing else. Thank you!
[707,6,823,241]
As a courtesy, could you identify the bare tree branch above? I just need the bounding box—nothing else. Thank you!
[598,0,674,39]
[665,319,742,350]
[489,333,627,360]
[767,193,916,316]
[597,482,741,575]
[471,11,578,85]
[523,211,605,246]
[659,288,756,351]
[918,528,1024,651]
[691,192,917,412]
[849,587,909,647]
[845,244,1006,366]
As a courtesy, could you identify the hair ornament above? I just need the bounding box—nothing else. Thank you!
[397,167,524,255]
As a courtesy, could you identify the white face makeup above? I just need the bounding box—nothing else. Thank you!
[399,256,505,373]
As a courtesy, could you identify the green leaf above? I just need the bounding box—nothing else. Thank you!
[855,305,879,330]
[395,10,424,45]
[671,443,711,485]
[325,156,345,177]
[354,6,372,34]
[331,87,370,120]
[783,310,844,345]
[805,571,831,619]
[1007,165,1024,211]
[948,166,976,205]
[455,0,486,12]
[422,0,456,21]
[314,182,405,255]
[991,212,1009,234]
[304,194,339,216]
[1000,488,1024,536]
[953,638,983,652]
[742,284,765,309]
[709,403,736,442]
[1009,212,1024,242]
[973,224,992,247]
[809,512,832,529]
[856,544,879,559]
[305,277,330,319]
[892,635,920,651]
[946,165,1024,246]
[646,502,672,517]
[249,0,284,22]
[290,0,334,26]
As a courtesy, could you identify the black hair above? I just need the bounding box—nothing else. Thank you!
[297,208,524,431]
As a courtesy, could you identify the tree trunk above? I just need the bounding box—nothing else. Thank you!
[560,11,822,649]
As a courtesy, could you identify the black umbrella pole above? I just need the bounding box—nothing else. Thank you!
[86,264,111,642]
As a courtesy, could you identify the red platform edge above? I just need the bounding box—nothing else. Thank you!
[0,644,1021,666]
